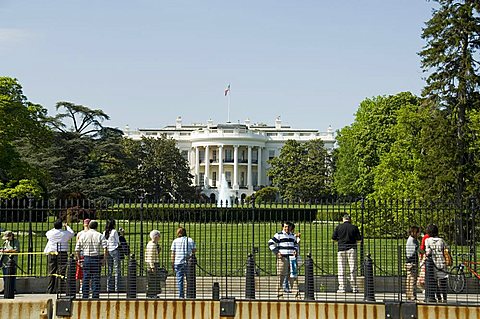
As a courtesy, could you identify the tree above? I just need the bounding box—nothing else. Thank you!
[267,139,331,201]
[333,92,420,197]
[419,0,480,202]
[0,77,51,196]
[122,136,194,200]
[43,102,129,199]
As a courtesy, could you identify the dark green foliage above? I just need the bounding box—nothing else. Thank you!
[419,0,480,202]
[121,136,195,200]
[268,139,332,201]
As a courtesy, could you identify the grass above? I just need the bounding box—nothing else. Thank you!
[3,218,476,280]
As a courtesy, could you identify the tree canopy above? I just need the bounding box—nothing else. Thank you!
[268,139,331,201]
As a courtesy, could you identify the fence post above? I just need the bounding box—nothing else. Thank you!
[363,254,375,302]
[186,255,197,298]
[304,253,315,300]
[360,198,365,276]
[127,254,137,298]
[424,256,436,302]
[212,282,220,300]
[245,254,255,299]
[4,256,15,299]
[66,254,76,298]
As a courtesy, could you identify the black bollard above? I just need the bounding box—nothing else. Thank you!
[245,254,255,299]
[304,253,315,301]
[212,282,220,300]
[4,256,15,299]
[186,254,197,299]
[127,254,137,298]
[363,254,375,302]
[424,256,436,302]
[66,254,77,298]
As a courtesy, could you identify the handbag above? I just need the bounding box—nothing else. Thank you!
[443,248,452,267]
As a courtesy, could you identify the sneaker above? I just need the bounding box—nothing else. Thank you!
[337,289,346,293]
[352,288,359,293]
[284,288,292,293]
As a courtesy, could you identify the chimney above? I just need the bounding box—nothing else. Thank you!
[176,116,182,129]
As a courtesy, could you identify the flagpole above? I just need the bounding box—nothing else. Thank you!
[227,92,231,123]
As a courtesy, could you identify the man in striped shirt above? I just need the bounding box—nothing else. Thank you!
[268,222,298,297]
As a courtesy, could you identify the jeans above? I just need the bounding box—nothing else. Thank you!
[337,248,358,291]
[107,249,121,292]
[82,256,101,298]
[174,264,186,298]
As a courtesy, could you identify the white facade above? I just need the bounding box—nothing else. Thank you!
[124,117,335,201]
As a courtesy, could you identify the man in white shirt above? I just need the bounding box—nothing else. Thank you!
[75,220,107,299]
[44,219,75,294]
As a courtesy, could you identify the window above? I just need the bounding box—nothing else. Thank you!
[199,173,205,187]
[225,171,232,187]
[181,150,188,160]
[212,172,217,187]
[225,149,233,162]
[199,150,205,163]
[268,150,275,160]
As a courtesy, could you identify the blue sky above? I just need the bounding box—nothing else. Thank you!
[1,1,433,132]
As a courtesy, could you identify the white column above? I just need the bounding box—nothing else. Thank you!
[218,145,224,184]
[247,146,252,190]
[257,147,262,187]
[233,145,239,189]
[195,147,200,185]
[205,145,210,188]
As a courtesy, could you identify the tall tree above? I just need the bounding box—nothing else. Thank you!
[0,77,50,196]
[419,0,480,202]
[333,92,420,197]
[44,102,128,199]
[267,139,331,201]
[122,136,195,200]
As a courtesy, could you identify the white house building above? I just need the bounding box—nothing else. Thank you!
[124,117,335,201]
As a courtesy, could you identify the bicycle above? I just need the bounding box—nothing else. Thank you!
[448,253,480,293]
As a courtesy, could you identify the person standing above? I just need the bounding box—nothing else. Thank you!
[44,219,75,294]
[145,230,161,298]
[0,231,20,294]
[104,219,121,292]
[75,220,107,299]
[332,214,362,293]
[75,219,90,290]
[171,227,196,298]
[425,224,449,302]
[268,221,299,297]
[405,225,420,301]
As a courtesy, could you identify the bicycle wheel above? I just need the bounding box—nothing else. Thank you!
[448,266,465,293]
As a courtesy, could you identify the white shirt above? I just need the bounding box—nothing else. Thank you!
[44,226,75,253]
[171,236,196,265]
[103,229,120,252]
[75,229,107,256]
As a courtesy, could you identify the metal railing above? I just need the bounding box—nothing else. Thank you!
[0,198,478,304]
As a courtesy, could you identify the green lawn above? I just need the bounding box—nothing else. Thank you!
[2,218,476,279]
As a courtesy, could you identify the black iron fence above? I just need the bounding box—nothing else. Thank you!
[0,198,479,304]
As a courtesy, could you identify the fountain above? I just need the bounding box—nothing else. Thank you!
[217,173,232,207]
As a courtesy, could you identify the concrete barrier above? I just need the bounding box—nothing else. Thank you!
[0,298,52,319]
